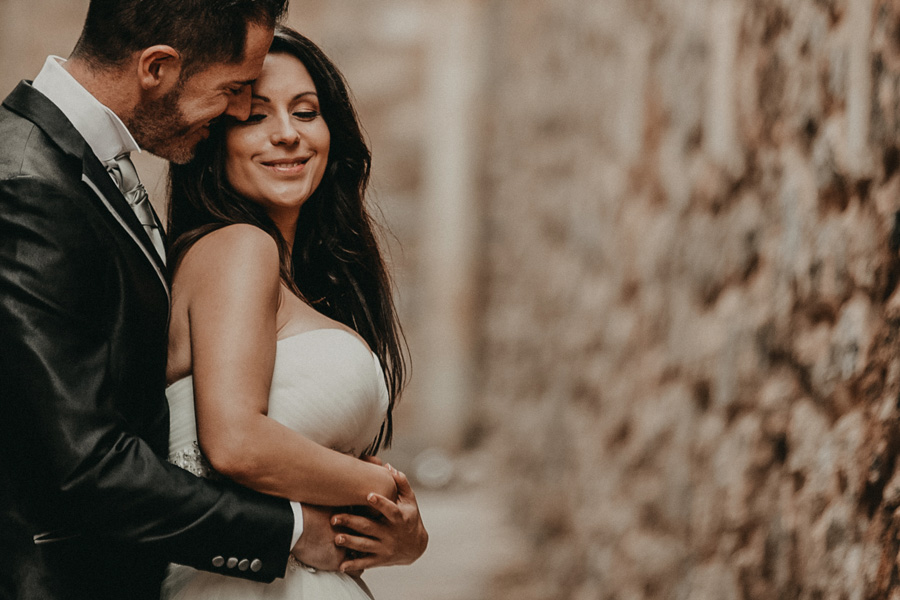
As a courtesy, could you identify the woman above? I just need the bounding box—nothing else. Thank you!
[162,26,419,599]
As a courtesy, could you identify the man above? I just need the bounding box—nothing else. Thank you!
[0,2,425,599]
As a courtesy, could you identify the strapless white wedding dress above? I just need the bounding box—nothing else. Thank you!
[161,328,389,600]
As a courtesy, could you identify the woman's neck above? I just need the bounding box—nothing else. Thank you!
[271,211,298,257]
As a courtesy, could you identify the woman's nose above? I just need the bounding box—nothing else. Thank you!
[270,115,300,145]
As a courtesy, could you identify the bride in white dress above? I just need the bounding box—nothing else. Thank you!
[160,26,423,599]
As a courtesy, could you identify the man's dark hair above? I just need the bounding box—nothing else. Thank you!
[71,0,288,74]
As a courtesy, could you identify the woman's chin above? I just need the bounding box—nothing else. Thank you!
[253,191,312,215]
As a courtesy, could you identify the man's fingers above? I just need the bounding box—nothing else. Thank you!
[390,468,416,501]
[363,492,403,522]
[293,504,347,571]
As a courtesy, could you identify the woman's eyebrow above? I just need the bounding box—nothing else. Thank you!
[251,91,318,102]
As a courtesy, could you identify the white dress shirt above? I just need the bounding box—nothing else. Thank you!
[31,56,305,553]
[32,56,140,163]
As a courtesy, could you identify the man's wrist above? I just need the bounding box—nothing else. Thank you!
[289,501,304,551]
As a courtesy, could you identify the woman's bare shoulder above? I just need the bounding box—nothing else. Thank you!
[188,223,277,259]
[178,224,278,273]
[172,224,281,297]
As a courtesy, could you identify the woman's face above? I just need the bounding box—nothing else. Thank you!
[225,52,331,223]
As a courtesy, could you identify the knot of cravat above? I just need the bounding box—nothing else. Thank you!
[105,153,166,263]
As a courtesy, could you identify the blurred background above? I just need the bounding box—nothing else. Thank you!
[8,0,900,598]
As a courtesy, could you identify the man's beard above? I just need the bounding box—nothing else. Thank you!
[126,86,197,165]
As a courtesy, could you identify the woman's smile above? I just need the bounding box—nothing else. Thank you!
[225,51,331,228]
[259,155,312,173]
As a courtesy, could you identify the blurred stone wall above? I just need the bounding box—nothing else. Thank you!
[481,0,900,597]
[286,1,487,454]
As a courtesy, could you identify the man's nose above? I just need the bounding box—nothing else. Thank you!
[225,87,252,120]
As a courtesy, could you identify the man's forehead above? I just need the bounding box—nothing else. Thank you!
[230,24,273,80]
[188,25,273,86]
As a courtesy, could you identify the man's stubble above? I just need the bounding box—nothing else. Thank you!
[126,84,197,165]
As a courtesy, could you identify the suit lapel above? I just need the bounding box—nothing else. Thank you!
[81,157,170,297]
[2,82,169,298]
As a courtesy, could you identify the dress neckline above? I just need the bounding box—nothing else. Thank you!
[165,327,376,391]
[277,327,368,349]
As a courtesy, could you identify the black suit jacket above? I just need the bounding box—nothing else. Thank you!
[0,82,295,600]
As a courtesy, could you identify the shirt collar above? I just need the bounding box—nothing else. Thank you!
[32,56,141,163]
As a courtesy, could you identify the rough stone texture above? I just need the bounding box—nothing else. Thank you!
[481,0,900,597]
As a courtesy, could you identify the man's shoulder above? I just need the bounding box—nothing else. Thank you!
[0,103,78,183]
[0,103,40,176]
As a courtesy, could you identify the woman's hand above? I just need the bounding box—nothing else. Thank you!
[331,465,428,572]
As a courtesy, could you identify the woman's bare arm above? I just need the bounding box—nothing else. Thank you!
[174,224,396,506]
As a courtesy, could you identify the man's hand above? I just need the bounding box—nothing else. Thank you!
[331,465,428,573]
[291,504,345,571]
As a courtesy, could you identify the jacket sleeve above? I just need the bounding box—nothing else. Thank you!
[0,174,295,583]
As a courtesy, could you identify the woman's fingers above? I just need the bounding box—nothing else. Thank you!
[332,463,429,569]
[339,554,380,574]
[334,531,393,573]
[332,513,383,537]
[335,532,379,554]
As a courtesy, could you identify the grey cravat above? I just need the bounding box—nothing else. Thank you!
[106,153,166,263]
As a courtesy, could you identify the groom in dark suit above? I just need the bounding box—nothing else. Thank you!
[0,2,355,599]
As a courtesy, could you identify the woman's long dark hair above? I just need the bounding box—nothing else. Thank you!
[167,25,407,451]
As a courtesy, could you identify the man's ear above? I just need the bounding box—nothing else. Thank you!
[136,45,183,94]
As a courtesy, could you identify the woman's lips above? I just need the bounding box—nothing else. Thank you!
[260,157,310,173]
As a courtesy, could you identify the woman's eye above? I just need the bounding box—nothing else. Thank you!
[293,110,320,121]
[245,113,266,123]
